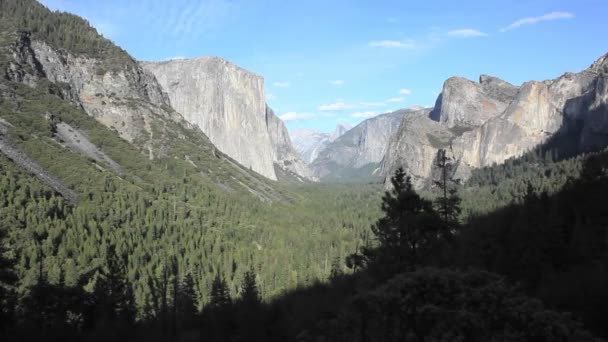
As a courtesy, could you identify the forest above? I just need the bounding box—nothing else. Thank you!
[1,0,608,341]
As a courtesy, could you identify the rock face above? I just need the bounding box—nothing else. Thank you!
[383,52,608,188]
[142,58,277,180]
[6,32,182,157]
[381,108,453,188]
[265,106,316,181]
[311,110,406,181]
[290,124,351,164]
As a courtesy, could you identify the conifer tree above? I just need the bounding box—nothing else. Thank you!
[93,247,136,326]
[434,149,461,234]
[240,267,260,307]
[368,168,440,274]
[176,272,198,330]
[209,273,231,309]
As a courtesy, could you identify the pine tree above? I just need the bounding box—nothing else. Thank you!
[93,247,136,326]
[240,267,260,307]
[209,273,231,309]
[0,225,16,333]
[176,272,198,330]
[434,149,462,235]
[368,168,440,274]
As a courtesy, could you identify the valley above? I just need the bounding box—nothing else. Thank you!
[0,0,607,341]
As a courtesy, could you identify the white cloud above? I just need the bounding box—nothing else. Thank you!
[279,112,315,122]
[500,12,574,32]
[266,93,277,100]
[399,88,412,95]
[386,97,405,103]
[360,102,386,107]
[330,80,345,86]
[447,29,488,37]
[273,81,291,88]
[318,102,354,111]
[351,111,379,119]
[369,39,416,49]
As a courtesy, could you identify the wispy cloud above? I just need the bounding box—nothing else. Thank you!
[369,39,417,49]
[273,81,291,88]
[387,97,404,103]
[330,80,345,86]
[318,102,354,111]
[500,12,574,32]
[280,112,315,121]
[266,93,277,101]
[351,111,379,119]
[447,29,488,37]
[399,88,412,95]
[361,102,387,107]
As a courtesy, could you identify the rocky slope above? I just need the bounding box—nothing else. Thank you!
[383,52,608,188]
[290,124,351,164]
[0,9,291,200]
[311,110,406,181]
[265,106,316,182]
[4,31,189,161]
[142,58,279,180]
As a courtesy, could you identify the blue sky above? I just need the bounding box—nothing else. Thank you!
[38,0,608,133]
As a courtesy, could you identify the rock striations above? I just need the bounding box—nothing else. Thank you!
[383,52,608,188]
[142,57,277,180]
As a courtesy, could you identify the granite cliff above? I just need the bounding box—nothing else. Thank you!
[311,110,405,181]
[142,58,313,181]
[382,52,608,188]
[265,106,316,181]
[141,58,277,180]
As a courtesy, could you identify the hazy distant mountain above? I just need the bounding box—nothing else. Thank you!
[290,124,352,164]
[310,110,407,181]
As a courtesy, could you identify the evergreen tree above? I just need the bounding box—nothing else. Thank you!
[176,272,198,330]
[92,247,136,339]
[0,226,16,334]
[367,168,440,275]
[240,267,260,307]
[209,273,231,309]
[434,149,462,235]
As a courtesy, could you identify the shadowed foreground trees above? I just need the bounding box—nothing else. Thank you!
[2,159,608,341]
[364,167,444,277]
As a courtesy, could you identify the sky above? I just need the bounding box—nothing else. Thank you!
[38,0,608,133]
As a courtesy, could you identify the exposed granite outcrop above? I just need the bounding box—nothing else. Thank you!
[142,57,277,180]
[383,52,608,188]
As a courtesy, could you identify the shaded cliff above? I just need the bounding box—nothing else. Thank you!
[265,105,316,182]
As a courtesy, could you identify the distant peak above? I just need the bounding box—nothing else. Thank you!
[591,52,608,72]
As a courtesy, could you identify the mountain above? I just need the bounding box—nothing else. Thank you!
[311,110,406,181]
[382,53,608,188]
[0,0,378,322]
[142,58,271,180]
[290,123,351,164]
[265,106,317,182]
